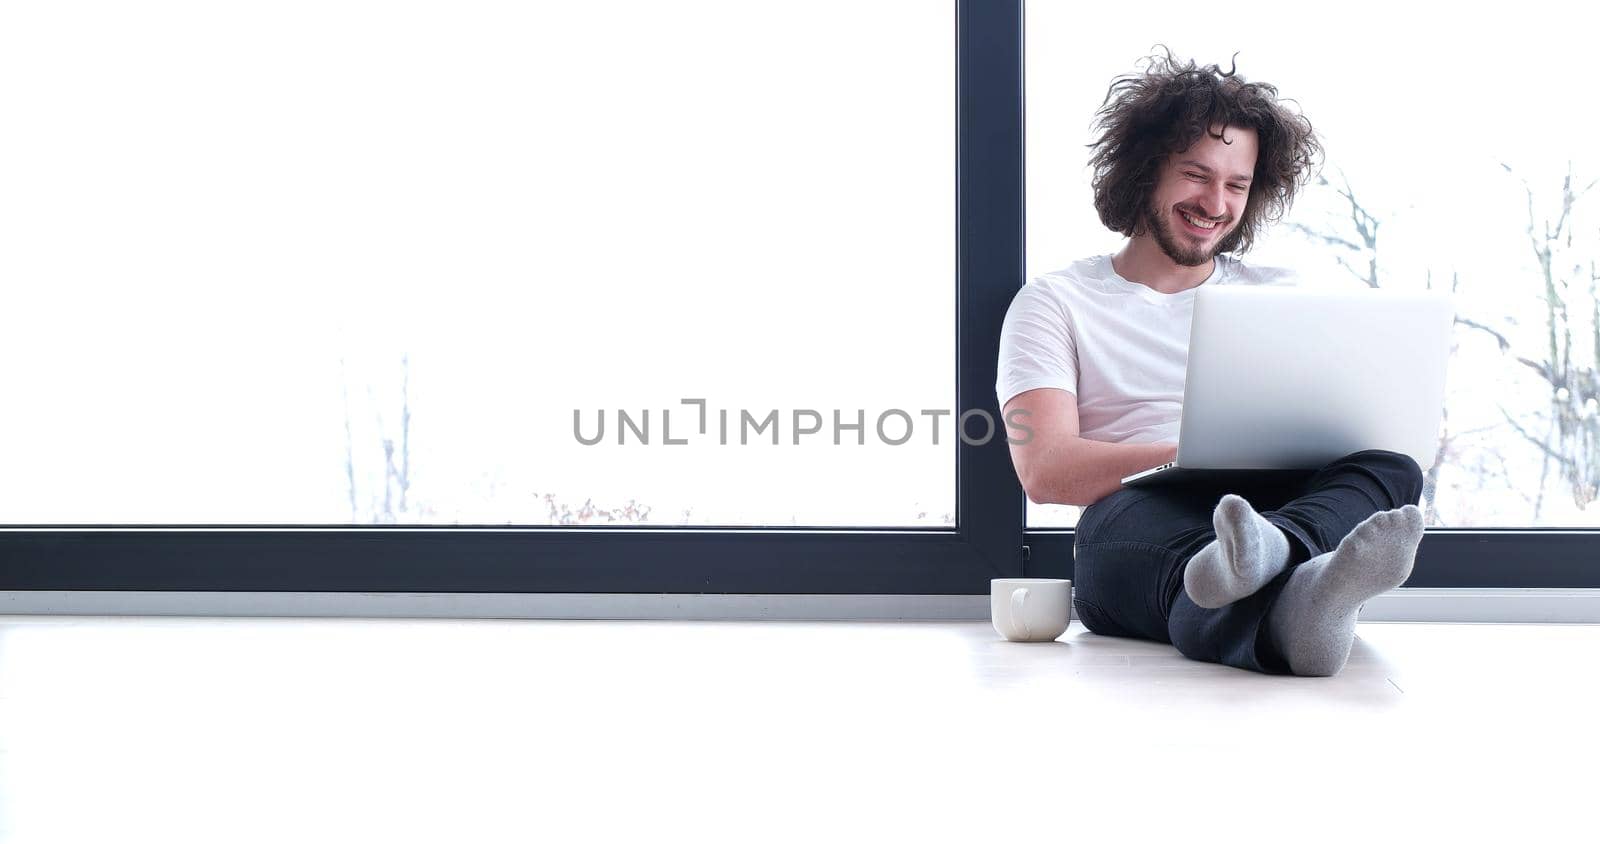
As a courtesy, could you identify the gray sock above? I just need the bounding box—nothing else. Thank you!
[1266,505,1425,677]
[1183,494,1292,609]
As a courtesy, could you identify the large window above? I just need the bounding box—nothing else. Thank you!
[0,1,1022,594]
[1025,1,1600,529]
[1,2,1593,595]
[0,0,955,528]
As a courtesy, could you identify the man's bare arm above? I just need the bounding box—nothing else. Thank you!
[1004,388,1178,507]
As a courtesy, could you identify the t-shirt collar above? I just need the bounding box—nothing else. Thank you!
[1101,254,1227,305]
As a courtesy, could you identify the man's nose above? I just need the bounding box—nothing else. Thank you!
[1196,183,1227,218]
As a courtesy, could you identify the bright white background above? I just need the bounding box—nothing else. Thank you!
[2,1,1595,528]
[0,0,955,526]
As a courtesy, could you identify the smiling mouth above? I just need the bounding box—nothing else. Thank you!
[1179,210,1221,231]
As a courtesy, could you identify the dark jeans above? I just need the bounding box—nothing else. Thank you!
[1070,449,1425,675]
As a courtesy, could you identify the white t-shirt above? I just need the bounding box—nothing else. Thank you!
[996,253,1296,444]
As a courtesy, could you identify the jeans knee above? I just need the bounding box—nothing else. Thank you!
[1072,598,1128,638]
[1070,541,1174,643]
[1384,451,1425,506]
[1338,449,1425,507]
[1165,605,1224,664]
[1398,454,1425,505]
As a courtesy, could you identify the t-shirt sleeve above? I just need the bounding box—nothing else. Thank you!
[995,281,1078,410]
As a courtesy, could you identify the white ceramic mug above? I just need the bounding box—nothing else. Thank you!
[991,578,1072,642]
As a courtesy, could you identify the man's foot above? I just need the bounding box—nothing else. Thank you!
[1183,494,1292,608]
[1265,505,1425,677]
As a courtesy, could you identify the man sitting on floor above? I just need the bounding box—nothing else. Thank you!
[997,49,1425,676]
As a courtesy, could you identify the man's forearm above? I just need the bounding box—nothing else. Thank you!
[1027,438,1178,507]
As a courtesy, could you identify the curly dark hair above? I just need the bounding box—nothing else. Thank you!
[1087,48,1322,255]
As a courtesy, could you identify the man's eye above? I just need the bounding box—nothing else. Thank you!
[1229,184,1247,192]
[1185,172,1204,180]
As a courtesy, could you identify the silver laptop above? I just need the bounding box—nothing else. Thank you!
[1121,284,1455,487]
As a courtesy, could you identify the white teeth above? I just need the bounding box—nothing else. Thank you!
[1181,211,1217,230]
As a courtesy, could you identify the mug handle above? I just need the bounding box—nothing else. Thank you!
[1010,587,1031,641]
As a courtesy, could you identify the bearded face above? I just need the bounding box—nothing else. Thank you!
[1140,125,1257,266]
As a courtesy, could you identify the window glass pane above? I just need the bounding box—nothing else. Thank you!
[1025,1,1598,527]
[0,0,955,526]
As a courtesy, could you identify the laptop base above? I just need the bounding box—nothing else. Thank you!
[1120,467,1319,489]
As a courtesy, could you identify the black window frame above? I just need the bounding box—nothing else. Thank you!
[2,1,1595,594]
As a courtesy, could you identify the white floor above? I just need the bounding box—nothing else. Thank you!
[0,616,1594,843]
